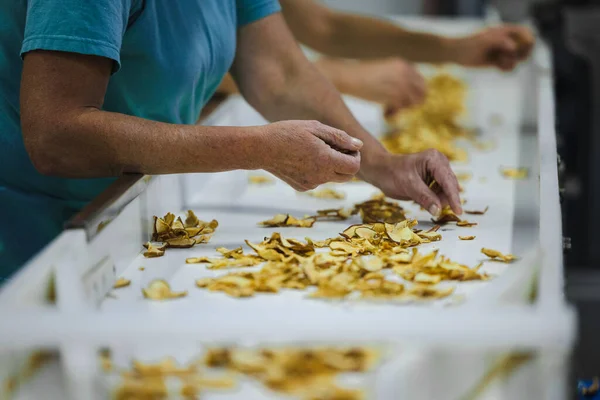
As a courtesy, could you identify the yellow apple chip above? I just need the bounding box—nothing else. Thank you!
[248,175,274,185]
[456,220,478,227]
[500,167,528,179]
[481,248,517,263]
[113,277,131,289]
[143,242,166,258]
[306,188,346,200]
[465,206,489,215]
[142,280,187,300]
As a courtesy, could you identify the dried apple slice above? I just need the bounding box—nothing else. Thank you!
[413,273,442,285]
[165,237,196,248]
[153,217,170,239]
[360,280,405,299]
[385,224,422,246]
[354,227,379,240]
[356,256,384,272]
[163,212,176,227]
[431,206,461,224]
[259,214,289,227]
[456,220,478,227]
[406,285,454,300]
[143,242,166,258]
[248,175,274,185]
[417,230,442,242]
[184,210,200,228]
[329,241,360,255]
[306,188,346,200]
[142,280,187,300]
[186,257,212,264]
[194,235,213,244]
[184,227,202,237]
[500,167,528,179]
[171,217,185,231]
[113,277,131,289]
[481,248,517,263]
[313,208,352,221]
[465,206,489,215]
[216,247,244,258]
[286,215,316,228]
[455,172,472,182]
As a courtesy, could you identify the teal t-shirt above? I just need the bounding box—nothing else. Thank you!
[0,0,281,280]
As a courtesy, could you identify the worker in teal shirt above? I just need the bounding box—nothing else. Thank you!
[0,0,464,281]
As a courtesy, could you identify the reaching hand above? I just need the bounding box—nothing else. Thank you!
[360,149,462,217]
[346,58,427,114]
[455,25,535,71]
[261,120,362,191]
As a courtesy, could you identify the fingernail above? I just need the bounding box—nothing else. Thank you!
[351,138,363,148]
[429,204,440,217]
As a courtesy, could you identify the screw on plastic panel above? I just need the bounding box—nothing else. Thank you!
[563,237,572,251]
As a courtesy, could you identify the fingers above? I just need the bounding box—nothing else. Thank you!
[386,81,425,112]
[498,35,518,54]
[492,26,535,70]
[325,148,361,176]
[413,76,427,103]
[424,150,463,215]
[497,55,518,71]
[331,172,355,183]
[431,186,451,208]
[507,25,535,49]
[384,106,400,118]
[410,178,443,217]
[310,121,363,152]
[403,69,427,108]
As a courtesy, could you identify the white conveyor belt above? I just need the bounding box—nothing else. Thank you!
[0,17,574,400]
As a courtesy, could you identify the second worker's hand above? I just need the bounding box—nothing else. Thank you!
[353,58,427,114]
[453,25,535,71]
[260,120,362,191]
[359,149,463,217]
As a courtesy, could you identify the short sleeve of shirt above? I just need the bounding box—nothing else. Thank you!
[236,0,281,27]
[20,0,136,71]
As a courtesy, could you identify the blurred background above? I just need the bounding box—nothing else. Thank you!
[328,0,600,396]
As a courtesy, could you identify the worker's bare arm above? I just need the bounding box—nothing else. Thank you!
[20,51,268,177]
[231,13,461,214]
[20,50,360,191]
[279,0,533,69]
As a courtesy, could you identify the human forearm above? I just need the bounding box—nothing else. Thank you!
[22,108,264,178]
[237,54,386,167]
[319,13,458,63]
[280,0,457,63]
[313,58,362,98]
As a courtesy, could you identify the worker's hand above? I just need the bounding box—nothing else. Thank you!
[360,149,462,216]
[261,120,362,191]
[454,25,535,71]
[352,58,427,115]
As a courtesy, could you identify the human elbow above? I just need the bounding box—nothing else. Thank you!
[22,122,70,177]
[289,6,335,54]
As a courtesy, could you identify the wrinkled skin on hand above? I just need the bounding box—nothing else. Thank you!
[261,124,461,217]
[263,120,362,191]
[359,149,462,217]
